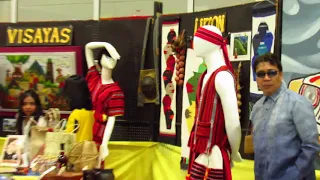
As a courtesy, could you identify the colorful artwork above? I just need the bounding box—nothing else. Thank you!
[180,48,206,170]
[0,47,82,113]
[288,74,320,133]
[230,31,252,61]
[249,8,276,110]
[159,21,179,136]
[282,0,320,169]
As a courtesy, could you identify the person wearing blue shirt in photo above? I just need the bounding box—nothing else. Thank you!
[251,53,320,180]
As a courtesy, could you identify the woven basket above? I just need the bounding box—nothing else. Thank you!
[31,155,58,174]
[73,155,99,172]
[67,141,99,172]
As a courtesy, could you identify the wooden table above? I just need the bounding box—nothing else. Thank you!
[42,172,83,180]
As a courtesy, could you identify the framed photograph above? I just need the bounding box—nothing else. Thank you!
[0,135,26,167]
[230,31,252,61]
[2,118,16,132]
[0,46,83,116]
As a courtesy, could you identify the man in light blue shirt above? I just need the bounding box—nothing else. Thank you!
[251,53,320,180]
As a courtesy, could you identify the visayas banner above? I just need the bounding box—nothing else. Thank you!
[6,26,73,46]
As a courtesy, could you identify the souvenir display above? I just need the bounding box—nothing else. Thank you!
[0,1,292,179]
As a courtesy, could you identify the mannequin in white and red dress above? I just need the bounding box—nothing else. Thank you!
[187,26,242,180]
[85,42,125,168]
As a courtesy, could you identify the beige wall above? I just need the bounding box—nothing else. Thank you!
[195,0,255,11]
[0,0,255,22]
[0,1,10,22]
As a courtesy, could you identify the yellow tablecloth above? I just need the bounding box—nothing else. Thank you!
[105,142,256,180]
[0,138,319,179]
[105,142,320,180]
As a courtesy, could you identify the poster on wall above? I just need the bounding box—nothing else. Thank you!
[180,48,207,169]
[249,7,276,111]
[0,47,82,114]
[281,1,320,169]
[159,21,179,137]
[230,31,252,61]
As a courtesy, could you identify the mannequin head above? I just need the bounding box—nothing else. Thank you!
[193,25,222,57]
[193,25,234,74]
[97,48,117,70]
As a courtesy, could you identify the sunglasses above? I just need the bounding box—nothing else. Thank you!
[256,69,278,78]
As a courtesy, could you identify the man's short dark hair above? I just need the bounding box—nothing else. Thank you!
[253,53,282,72]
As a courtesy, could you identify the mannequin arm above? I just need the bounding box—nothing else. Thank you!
[85,42,121,69]
[99,116,116,160]
[215,71,241,155]
[102,116,115,145]
[85,42,105,68]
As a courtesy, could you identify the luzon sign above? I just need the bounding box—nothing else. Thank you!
[193,13,226,35]
[6,26,73,46]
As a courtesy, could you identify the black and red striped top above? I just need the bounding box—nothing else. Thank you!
[86,66,125,121]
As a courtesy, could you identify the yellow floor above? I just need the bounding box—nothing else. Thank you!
[232,160,255,180]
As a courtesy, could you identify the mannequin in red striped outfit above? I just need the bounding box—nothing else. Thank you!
[85,42,125,168]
